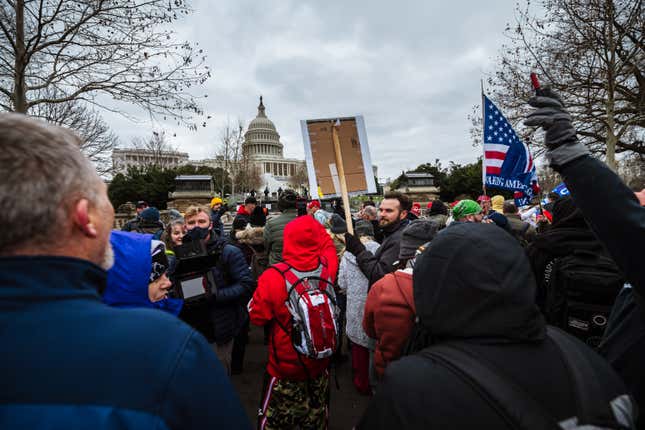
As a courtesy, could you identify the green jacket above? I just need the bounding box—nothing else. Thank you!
[263,209,298,265]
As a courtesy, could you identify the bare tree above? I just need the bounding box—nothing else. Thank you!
[216,118,245,196]
[130,130,179,169]
[30,96,117,175]
[0,0,210,128]
[289,164,308,191]
[473,0,644,170]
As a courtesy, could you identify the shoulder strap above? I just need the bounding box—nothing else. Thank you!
[546,326,617,426]
[421,343,558,430]
[266,262,292,277]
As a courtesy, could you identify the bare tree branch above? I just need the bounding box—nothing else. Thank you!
[1,0,211,128]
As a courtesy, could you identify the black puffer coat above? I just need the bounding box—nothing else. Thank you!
[206,236,255,345]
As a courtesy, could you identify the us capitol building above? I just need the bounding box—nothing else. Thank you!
[111,97,306,193]
[241,96,305,191]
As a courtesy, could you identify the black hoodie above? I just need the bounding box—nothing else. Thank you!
[357,223,628,430]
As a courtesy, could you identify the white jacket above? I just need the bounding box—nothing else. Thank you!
[338,240,380,348]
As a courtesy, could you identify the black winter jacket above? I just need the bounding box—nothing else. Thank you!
[526,196,613,310]
[556,155,645,428]
[358,223,632,430]
[206,236,255,345]
[355,219,409,287]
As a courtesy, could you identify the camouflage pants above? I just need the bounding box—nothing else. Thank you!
[258,371,329,430]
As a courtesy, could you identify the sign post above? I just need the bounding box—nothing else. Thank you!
[331,120,354,234]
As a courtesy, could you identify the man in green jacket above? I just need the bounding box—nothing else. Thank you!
[264,189,298,265]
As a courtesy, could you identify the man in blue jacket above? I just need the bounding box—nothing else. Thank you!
[0,113,250,429]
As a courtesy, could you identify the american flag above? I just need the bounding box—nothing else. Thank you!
[483,95,534,177]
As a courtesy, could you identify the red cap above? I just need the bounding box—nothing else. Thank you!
[412,202,421,209]
[427,202,433,209]
[307,200,321,210]
[477,195,491,202]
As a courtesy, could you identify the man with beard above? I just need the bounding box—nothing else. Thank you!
[344,192,410,287]
[0,114,249,429]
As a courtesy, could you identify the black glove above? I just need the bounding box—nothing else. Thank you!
[344,232,366,256]
[524,87,588,169]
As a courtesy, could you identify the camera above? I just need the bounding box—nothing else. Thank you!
[170,236,220,303]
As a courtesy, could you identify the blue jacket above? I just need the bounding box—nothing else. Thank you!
[104,230,183,316]
[206,236,255,344]
[0,256,250,429]
[210,207,225,237]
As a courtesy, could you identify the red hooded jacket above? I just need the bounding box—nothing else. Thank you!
[363,270,416,378]
[249,215,339,380]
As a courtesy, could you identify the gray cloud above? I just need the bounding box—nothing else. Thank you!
[102,0,519,180]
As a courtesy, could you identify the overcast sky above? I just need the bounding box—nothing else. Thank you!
[104,0,522,181]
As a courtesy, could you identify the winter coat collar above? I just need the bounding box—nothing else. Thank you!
[0,256,105,310]
[382,218,409,236]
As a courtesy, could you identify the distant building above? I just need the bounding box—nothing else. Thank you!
[243,96,306,192]
[112,148,189,174]
[393,171,440,201]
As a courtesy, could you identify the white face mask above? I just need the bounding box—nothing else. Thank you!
[100,242,114,271]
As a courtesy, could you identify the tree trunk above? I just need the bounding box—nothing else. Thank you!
[13,0,27,113]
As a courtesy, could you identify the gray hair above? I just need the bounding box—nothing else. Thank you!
[363,205,377,219]
[0,113,99,255]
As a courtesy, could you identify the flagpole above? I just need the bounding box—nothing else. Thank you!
[480,79,487,196]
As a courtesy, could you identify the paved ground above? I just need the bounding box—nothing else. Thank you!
[231,326,371,429]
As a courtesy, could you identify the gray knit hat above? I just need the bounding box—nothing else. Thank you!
[354,220,374,238]
[399,220,438,260]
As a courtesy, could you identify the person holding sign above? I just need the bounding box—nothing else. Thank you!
[344,192,411,287]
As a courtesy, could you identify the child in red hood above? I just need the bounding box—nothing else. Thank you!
[249,215,339,430]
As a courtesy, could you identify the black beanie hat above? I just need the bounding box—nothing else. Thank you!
[278,189,298,210]
[150,240,169,282]
[250,205,267,227]
[429,199,448,216]
[329,213,348,234]
[399,220,438,260]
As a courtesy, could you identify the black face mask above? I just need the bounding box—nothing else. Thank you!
[183,226,210,242]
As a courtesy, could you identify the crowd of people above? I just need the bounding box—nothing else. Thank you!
[1,87,644,429]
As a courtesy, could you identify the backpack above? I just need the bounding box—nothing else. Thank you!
[249,247,269,280]
[543,249,624,348]
[270,261,340,359]
[419,327,634,429]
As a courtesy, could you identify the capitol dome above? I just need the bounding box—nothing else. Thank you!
[244,96,283,159]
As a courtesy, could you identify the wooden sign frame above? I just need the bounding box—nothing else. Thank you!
[300,115,376,199]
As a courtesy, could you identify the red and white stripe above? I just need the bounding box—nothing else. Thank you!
[259,376,277,430]
[484,143,509,175]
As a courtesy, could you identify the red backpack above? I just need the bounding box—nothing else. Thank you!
[271,261,339,359]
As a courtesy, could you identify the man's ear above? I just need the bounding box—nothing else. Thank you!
[399,209,408,220]
[72,199,98,238]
